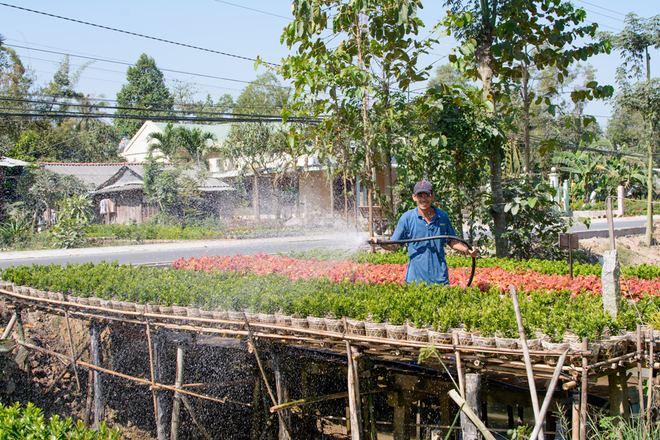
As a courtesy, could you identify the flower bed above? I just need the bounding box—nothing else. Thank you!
[172,254,660,300]
[3,259,659,342]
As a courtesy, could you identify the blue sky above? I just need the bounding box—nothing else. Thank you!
[2,0,660,130]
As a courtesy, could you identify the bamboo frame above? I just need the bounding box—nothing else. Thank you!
[64,311,81,392]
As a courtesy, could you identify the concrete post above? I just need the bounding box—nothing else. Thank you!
[617,185,625,217]
[563,180,570,215]
[549,168,560,205]
[602,250,621,319]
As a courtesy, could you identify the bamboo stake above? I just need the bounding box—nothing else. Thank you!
[509,285,544,440]
[145,323,159,431]
[529,349,569,440]
[182,379,254,389]
[453,332,465,399]
[1,310,18,339]
[90,321,104,430]
[580,338,588,440]
[245,324,294,440]
[270,388,387,413]
[647,329,654,428]
[84,369,93,429]
[15,339,248,406]
[181,393,212,440]
[170,344,184,440]
[636,325,645,418]
[45,343,88,394]
[448,389,497,440]
[345,341,363,440]
[64,311,81,392]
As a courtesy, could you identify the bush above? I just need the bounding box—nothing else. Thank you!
[0,402,122,439]
[2,260,655,341]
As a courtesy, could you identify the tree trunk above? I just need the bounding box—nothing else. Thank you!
[476,34,508,258]
[522,61,531,174]
[646,119,654,246]
[253,173,261,221]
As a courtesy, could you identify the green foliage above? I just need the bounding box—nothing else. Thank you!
[587,414,660,440]
[233,72,290,116]
[2,260,644,340]
[285,248,660,279]
[501,177,569,260]
[0,202,32,248]
[50,194,93,249]
[0,402,122,439]
[115,54,173,137]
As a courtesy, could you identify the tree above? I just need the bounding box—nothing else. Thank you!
[444,0,612,257]
[428,63,471,88]
[233,72,290,116]
[553,148,607,204]
[601,13,660,246]
[221,122,283,220]
[115,54,173,137]
[277,0,435,235]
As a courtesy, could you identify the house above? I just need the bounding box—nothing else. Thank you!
[42,163,234,224]
[119,121,233,163]
[119,121,396,226]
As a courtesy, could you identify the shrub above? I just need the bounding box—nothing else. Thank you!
[0,402,122,439]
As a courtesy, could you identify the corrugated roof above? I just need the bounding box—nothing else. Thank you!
[41,163,144,189]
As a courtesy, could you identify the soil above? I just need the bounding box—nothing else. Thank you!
[578,220,660,267]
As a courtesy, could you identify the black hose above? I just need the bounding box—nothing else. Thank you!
[374,235,476,288]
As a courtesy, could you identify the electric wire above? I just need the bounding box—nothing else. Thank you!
[0,2,279,67]
[213,0,291,21]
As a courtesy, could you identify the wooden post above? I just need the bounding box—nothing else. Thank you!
[273,347,290,440]
[507,405,514,430]
[571,392,579,440]
[150,328,168,440]
[64,311,81,392]
[545,411,556,440]
[90,321,105,430]
[608,369,629,422]
[389,391,412,440]
[346,341,363,440]
[171,344,185,440]
[461,373,482,440]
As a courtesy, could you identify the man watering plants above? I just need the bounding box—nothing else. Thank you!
[368,180,477,285]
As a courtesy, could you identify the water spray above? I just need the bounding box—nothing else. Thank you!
[371,235,477,288]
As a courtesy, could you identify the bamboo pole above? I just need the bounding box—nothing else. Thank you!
[1,310,18,339]
[90,321,104,430]
[64,311,81,392]
[272,346,290,440]
[45,343,88,394]
[647,330,654,427]
[636,325,645,418]
[251,380,262,440]
[145,324,160,434]
[84,369,93,429]
[170,344,185,440]
[271,388,387,413]
[509,285,544,440]
[180,394,212,440]
[245,324,294,440]
[345,341,363,440]
[448,389,497,440]
[529,349,569,440]
[15,339,247,406]
[453,332,465,398]
[580,338,588,440]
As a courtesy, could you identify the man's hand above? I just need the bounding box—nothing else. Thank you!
[368,237,379,245]
[465,247,478,258]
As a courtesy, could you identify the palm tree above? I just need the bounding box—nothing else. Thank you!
[147,123,179,161]
[553,149,608,203]
[174,127,217,169]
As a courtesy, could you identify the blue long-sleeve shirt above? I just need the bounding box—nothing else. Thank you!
[390,206,456,285]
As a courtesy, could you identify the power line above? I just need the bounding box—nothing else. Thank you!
[0,2,279,67]
[213,0,291,21]
[575,0,627,17]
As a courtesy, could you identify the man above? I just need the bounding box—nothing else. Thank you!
[369,180,477,285]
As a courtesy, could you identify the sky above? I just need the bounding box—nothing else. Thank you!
[1,0,660,130]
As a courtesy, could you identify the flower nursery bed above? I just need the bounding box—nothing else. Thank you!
[2,257,659,345]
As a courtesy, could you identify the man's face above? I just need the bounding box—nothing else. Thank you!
[413,192,434,210]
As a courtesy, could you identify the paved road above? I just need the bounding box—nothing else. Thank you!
[0,232,370,269]
[571,215,649,232]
